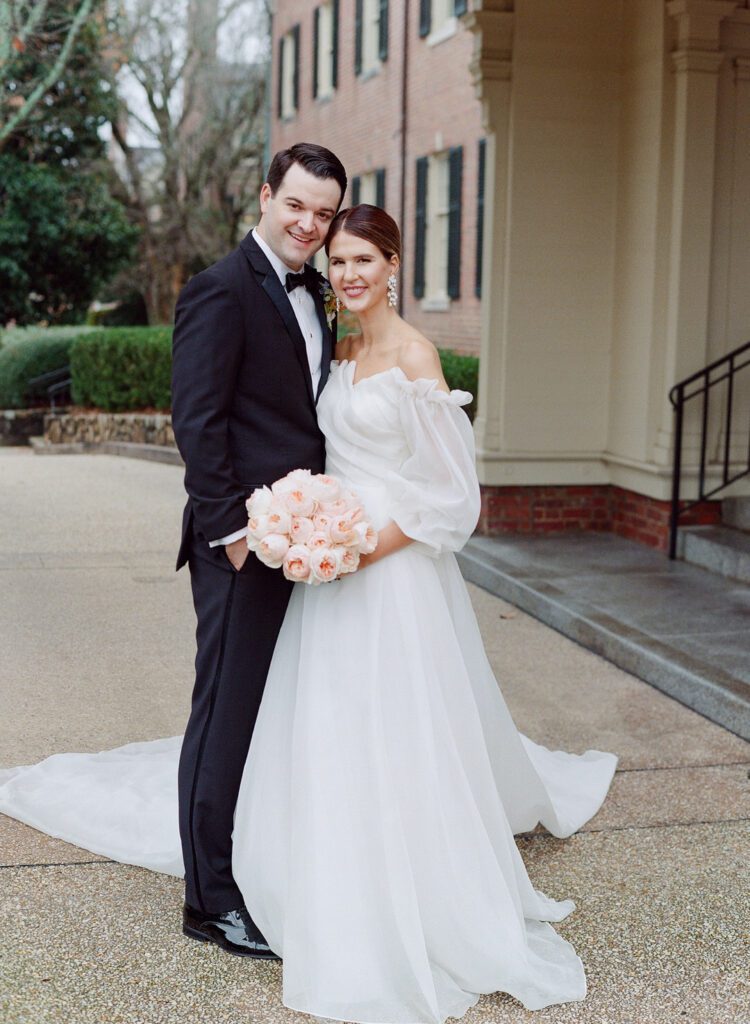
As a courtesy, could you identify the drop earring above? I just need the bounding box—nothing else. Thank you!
[387,273,398,308]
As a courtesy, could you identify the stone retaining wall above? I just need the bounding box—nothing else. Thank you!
[44,411,175,448]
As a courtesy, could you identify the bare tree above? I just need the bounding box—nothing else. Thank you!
[106,0,268,324]
[0,0,97,147]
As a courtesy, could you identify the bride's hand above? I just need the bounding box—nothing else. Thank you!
[355,523,412,570]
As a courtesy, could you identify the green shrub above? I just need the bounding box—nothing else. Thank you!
[0,326,93,408]
[438,349,479,421]
[71,327,173,411]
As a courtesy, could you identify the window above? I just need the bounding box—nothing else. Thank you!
[419,0,467,43]
[414,147,462,307]
[352,169,386,207]
[278,25,300,120]
[313,1,338,100]
[355,0,388,76]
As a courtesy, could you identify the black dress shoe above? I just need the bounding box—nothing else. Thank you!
[183,903,281,960]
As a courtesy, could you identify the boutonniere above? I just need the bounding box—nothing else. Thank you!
[320,282,338,328]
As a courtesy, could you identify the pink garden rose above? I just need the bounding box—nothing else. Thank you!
[339,547,360,574]
[312,512,333,535]
[283,545,312,582]
[290,515,315,544]
[306,531,331,551]
[280,487,316,518]
[353,521,378,554]
[310,547,342,583]
[256,533,290,568]
[245,486,274,518]
[307,474,341,503]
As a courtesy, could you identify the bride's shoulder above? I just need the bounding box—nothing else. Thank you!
[335,334,360,362]
[398,335,449,393]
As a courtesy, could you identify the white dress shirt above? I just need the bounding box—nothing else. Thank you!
[209,227,325,548]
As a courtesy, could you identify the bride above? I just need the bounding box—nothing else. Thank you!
[0,204,617,1023]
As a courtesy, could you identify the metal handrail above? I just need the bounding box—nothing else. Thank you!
[668,340,750,559]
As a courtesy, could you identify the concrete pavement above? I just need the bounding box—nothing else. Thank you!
[0,449,748,1024]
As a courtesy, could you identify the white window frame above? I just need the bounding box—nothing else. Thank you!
[361,0,381,75]
[280,29,297,119]
[359,171,378,205]
[316,3,334,100]
[422,151,451,310]
[427,0,457,47]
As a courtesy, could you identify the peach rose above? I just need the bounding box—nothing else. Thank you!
[266,507,292,536]
[246,514,275,551]
[353,521,378,554]
[307,474,341,503]
[312,513,333,535]
[310,547,342,583]
[306,531,331,551]
[290,515,315,544]
[256,533,290,568]
[245,486,274,518]
[280,487,316,518]
[330,508,364,545]
[339,547,360,574]
[283,544,312,582]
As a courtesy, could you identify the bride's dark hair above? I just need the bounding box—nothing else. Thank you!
[324,204,401,262]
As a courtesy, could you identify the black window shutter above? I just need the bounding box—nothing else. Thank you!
[414,157,428,299]
[447,145,463,299]
[419,0,431,38]
[379,0,388,61]
[375,167,386,208]
[352,176,361,205]
[355,0,363,75]
[313,8,319,99]
[454,0,468,16]
[292,24,300,111]
[332,0,339,89]
[475,138,486,298]
[277,36,284,117]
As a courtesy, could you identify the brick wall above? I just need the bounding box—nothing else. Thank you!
[478,484,722,552]
[271,1,484,355]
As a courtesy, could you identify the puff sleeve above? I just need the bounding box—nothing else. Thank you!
[386,377,481,557]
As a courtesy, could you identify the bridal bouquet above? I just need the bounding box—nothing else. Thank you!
[246,470,377,584]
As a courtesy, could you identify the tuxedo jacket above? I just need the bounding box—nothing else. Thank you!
[171,231,336,570]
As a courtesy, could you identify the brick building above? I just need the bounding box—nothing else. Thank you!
[271,0,484,355]
[271,1,750,550]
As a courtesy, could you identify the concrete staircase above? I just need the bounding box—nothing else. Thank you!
[678,497,750,583]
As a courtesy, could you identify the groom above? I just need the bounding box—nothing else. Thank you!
[171,143,346,957]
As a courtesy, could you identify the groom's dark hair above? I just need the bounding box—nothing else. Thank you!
[266,143,347,211]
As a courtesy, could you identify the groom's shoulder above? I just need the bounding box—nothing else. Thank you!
[178,245,248,304]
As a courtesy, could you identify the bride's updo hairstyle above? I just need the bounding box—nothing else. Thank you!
[324,204,401,263]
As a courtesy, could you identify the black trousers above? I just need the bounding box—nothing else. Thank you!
[178,540,293,913]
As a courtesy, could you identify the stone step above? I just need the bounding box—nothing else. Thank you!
[678,524,750,584]
[722,496,750,532]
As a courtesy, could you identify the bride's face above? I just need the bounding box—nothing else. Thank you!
[327,231,398,314]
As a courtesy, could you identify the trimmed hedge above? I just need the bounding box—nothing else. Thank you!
[70,327,173,411]
[0,326,93,409]
[439,349,479,421]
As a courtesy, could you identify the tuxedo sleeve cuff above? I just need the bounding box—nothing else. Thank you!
[208,527,248,548]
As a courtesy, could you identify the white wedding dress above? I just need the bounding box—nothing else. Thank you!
[0,359,617,1023]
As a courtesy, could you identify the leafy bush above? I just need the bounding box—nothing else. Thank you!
[70,327,173,411]
[438,349,479,421]
[0,326,93,408]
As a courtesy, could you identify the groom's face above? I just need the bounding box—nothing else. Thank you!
[257,163,342,270]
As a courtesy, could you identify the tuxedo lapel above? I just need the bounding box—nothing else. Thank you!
[311,287,334,402]
[240,233,316,409]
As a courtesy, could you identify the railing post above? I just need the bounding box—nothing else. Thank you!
[669,387,684,560]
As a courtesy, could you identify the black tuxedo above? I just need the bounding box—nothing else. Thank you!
[171,230,336,913]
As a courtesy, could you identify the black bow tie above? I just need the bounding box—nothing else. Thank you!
[285,266,319,294]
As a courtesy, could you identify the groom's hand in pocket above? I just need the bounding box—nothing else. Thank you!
[225,537,250,572]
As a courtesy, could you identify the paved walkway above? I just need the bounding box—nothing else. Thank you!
[459,532,750,739]
[0,449,748,1024]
